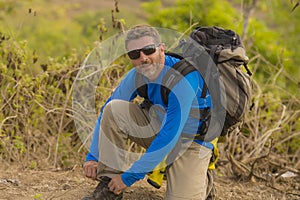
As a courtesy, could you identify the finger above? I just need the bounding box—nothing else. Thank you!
[87,167,93,178]
[109,185,116,192]
[115,186,123,195]
[83,167,88,176]
[108,181,115,192]
[115,190,122,195]
[111,183,120,193]
[108,180,112,188]
[114,190,120,195]
[86,167,91,177]
[91,167,97,179]
[112,186,119,194]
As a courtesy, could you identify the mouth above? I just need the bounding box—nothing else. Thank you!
[138,64,152,71]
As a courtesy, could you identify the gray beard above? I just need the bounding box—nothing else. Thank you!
[138,53,162,81]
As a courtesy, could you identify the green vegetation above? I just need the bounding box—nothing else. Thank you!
[0,0,299,180]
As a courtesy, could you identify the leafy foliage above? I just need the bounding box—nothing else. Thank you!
[0,0,128,169]
[0,34,80,168]
[0,0,299,177]
[143,0,240,30]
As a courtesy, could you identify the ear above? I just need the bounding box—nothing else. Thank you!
[159,43,166,53]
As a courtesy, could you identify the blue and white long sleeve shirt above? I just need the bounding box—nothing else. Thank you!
[85,54,212,186]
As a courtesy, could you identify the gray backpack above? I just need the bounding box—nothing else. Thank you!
[137,26,252,139]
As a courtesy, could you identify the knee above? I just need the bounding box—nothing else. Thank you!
[102,100,113,119]
[102,100,117,121]
[101,100,131,135]
[101,100,127,123]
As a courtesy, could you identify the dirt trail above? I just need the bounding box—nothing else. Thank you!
[0,166,299,200]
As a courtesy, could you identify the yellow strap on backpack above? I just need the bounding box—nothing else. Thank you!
[147,157,167,189]
[208,137,219,170]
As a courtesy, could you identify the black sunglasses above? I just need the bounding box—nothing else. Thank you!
[127,44,161,60]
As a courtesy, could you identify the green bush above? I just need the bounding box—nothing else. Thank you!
[0,0,299,173]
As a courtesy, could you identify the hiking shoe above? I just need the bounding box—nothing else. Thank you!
[82,176,123,200]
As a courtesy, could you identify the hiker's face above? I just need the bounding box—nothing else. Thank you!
[127,36,165,81]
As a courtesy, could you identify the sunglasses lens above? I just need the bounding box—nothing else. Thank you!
[127,50,140,59]
[142,46,156,55]
[127,44,159,60]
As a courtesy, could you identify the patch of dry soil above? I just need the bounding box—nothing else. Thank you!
[0,166,299,200]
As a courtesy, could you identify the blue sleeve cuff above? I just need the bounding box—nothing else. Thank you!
[121,172,146,187]
[85,152,98,162]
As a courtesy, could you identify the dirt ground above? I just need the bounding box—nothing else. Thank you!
[0,165,299,200]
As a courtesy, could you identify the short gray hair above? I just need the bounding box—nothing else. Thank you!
[125,25,161,50]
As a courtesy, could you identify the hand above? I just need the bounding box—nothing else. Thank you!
[108,174,127,195]
[83,160,98,180]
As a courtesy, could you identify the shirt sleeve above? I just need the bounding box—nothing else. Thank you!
[121,71,201,186]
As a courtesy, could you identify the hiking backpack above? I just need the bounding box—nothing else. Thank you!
[136,26,252,140]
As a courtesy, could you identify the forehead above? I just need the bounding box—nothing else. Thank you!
[126,36,155,51]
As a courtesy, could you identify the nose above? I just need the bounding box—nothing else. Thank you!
[139,51,147,59]
[139,51,149,63]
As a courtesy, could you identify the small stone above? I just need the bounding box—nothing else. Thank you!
[63,184,71,190]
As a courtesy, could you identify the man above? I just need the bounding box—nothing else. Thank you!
[82,25,214,200]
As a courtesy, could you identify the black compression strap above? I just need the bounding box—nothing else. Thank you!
[161,60,196,105]
[136,72,148,99]
[201,83,207,98]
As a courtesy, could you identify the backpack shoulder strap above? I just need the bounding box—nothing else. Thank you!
[201,83,208,98]
[136,72,148,99]
[161,59,196,105]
